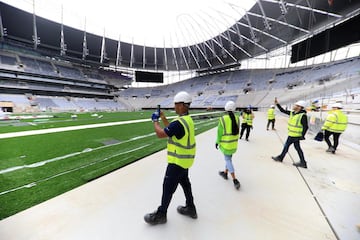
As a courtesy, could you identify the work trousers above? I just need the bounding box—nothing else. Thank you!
[279,136,306,164]
[240,123,252,140]
[267,119,275,129]
[158,163,195,214]
[324,130,341,150]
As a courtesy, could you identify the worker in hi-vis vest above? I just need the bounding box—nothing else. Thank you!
[321,102,348,154]
[239,105,254,141]
[216,101,241,190]
[144,91,197,225]
[271,98,309,169]
[267,105,276,130]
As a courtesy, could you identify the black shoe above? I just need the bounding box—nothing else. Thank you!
[245,138,249,141]
[177,205,197,219]
[293,162,307,169]
[233,179,240,190]
[271,156,283,162]
[144,210,167,225]
[219,171,228,180]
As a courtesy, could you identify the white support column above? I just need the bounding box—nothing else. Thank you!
[32,0,40,49]
[116,35,122,67]
[100,28,107,64]
[60,5,67,56]
[82,18,89,60]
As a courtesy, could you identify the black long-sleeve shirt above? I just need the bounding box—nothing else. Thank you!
[276,103,308,138]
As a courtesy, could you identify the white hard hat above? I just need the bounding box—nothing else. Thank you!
[270,105,275,108]
[174,91,192,104]
[225,101,236,111]
[294,100,306,108]
[332,103,343,109]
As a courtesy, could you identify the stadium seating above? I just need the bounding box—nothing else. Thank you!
[1,44,360,112]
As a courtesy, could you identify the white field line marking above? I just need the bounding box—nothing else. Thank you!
[0,111,222,139]
[0,132,155,175]
[0,118,151,139]
[0,144,151,196]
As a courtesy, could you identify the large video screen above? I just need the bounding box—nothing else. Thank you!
[135,71,164,83]
[291,14,360,63]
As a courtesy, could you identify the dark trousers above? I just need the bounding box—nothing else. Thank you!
[324,130,341,150]
[267,119,275,129]
[158,163,194,214]
[240,123,251,139]
[278,136,306,164]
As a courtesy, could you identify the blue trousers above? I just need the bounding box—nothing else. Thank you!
[224,154,235,173]
[279,136,306,164]
[158,163,195,214]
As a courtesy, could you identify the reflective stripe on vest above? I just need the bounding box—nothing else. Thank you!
[219,115,239,152]
[288,112,304,137]
[323,110,348,133]
[243,112,253,125]
[267,108,275,120]
[167,115,196,169]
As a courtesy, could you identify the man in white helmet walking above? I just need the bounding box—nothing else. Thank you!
[239,105,254,141]
[266,105,276,130]
[321,103,348,154]
[271,98,309,168]
[144,91,197,225]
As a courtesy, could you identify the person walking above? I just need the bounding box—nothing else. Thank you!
[144,91,197,225]
[239,106,254,141]
[271,98,309,168]
[321,102,348,154]
[267,105,276,130]
[216,101,241,190]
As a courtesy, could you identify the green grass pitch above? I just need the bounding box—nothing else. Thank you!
[0,110,221,219]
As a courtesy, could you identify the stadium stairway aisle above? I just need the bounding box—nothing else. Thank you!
[0,112,359,240]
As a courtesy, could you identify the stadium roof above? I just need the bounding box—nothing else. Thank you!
[1,0,360,71]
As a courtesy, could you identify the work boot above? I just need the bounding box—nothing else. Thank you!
[144,210,167,225]
[271,156,283,162]
[293,162,307,169]
[219,171,228,180]
[177,205,197,219]
[233,179,240,190]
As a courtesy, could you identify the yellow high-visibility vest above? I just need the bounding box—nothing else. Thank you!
[219,114,239,154]
[267,108,275,120]
[242,112,253,126]
[167,115,196,169]
[322,110,348,133]
[288,112,304,137]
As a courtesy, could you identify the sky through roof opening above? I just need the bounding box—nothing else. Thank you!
[3,0,256,47]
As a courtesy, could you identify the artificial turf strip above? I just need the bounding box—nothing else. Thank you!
[0,112,219,219]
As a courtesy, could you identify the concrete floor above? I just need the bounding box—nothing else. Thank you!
[0,112,359,240]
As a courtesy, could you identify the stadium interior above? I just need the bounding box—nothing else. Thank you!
[0,1,360,114]
[0,0,360,239]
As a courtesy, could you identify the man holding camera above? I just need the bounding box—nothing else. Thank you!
[144,91,197,225]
